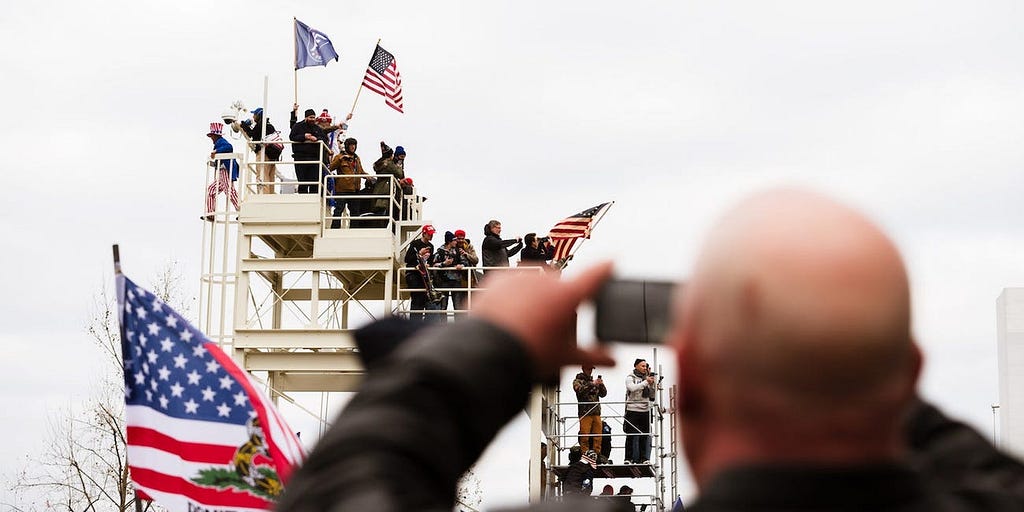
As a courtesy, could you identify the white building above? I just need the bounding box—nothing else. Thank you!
[997,288,1024,458]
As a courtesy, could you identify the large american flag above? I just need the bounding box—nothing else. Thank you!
[361,44,404,113]
[548,203,611,262]
[118,275,304,511]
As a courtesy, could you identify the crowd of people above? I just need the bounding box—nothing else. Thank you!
[204,104,416,226]
[275,188,1024,512]
[400,219,566,322]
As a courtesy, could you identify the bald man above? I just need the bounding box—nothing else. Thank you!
[278,190,1024,512]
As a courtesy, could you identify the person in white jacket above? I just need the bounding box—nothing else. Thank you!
[624,358,656,464]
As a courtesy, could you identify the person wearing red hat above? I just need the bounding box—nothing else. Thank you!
[451,229,479,314]
[403,225,436,322]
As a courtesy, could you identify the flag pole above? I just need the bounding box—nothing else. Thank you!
[293,18,299,105]
[112,245,146,512]
[112,244,122,276]
[349,38,381,117]
[556,202,614,270]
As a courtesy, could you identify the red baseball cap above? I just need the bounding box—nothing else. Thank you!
[454,229,466,238]
[423,225,436,235]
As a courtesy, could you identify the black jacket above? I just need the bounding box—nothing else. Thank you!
[404,238,434,288]
[241,117,282,160]
[481,227,523,269]
[521,243,555,266]
[288,120,327,160]
[276,320,1024,512]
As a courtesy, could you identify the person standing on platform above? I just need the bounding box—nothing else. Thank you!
[204,122,239,220]
[289,108,328,194]
[239,107,283,194]
[481,220,523,272]
[451,229,479,314]
[404,225,436,322]
[327,138,368,227]
[573,365,607,462]
[624,358,655,464]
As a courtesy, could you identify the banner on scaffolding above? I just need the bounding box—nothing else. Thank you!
[117,275,304,511]
[548,202,613,267]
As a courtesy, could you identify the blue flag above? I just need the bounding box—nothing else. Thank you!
[294,19,339,69]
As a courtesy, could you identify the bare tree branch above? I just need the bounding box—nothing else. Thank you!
[10,262,185,511]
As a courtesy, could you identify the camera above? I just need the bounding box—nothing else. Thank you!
[538,236,550,243]
[594,279,676,344]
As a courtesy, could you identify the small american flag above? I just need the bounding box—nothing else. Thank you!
[118,275,304,511]
[361,44,404,113]
[549,203,611,263]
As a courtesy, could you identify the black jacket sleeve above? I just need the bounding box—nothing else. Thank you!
[505,239,524,258]
[907,399,1024,510]
[276,320,535,512]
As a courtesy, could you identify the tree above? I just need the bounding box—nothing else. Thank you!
[9,263,191,511]
[455,466,483,512]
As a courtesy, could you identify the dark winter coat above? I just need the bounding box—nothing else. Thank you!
[481,226,523,269]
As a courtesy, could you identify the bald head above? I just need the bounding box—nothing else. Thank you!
[673,189,920,480]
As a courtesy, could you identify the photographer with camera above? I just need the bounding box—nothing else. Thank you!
[520,232,556,270]
[572,365,608,461]
[624,358,656,464]
[238,107,283,194]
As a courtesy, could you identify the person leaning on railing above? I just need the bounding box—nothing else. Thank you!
[371,142,405,221]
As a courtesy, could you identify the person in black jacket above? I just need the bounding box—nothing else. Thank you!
[520,233,556,269]
[403,225,436,323]
[481,220,522,272]
[276,189,1024,512]
[288,108,328,194]
[239,107,283,194]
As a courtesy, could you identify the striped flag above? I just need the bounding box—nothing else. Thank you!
[118,275,304,511]
[361,44,404,113]
[548,203,611,262]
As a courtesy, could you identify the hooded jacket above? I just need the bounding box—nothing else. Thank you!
[481,225,523,269]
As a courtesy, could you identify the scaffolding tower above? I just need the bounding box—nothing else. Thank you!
[531,353,678,511]
[198,137,427,405]
[197,129,667,507]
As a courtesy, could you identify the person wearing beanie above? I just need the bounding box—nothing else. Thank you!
[327,136,368,222]
[624,358,656,464]
[204,122,240,220]
[430,230,472,323]
[562,447,597,496]
[288,107,329,194]
[394,145,406,169]
[371,141,405,219]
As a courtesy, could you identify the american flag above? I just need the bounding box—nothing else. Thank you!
[361,44,404,113]
[118,275,304,511]
[548,203,611,263]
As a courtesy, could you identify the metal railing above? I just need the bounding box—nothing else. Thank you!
[395,265,547,320]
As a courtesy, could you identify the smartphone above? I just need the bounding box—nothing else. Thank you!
[594,279,676,344]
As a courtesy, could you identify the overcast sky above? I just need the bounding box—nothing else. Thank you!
[2,0,1023,508]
